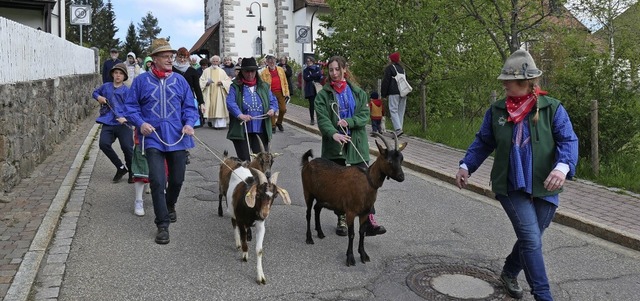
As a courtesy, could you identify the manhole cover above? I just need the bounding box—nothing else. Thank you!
[406,264,510,300]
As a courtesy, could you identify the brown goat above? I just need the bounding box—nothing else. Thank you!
[301,132,407,266]
[218,137,279,217]
[228,167,291,284]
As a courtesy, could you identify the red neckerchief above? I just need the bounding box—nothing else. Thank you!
[242,78,257,87]
[506,93,536,123]
[330,80,347,93]
[151,65,172,79]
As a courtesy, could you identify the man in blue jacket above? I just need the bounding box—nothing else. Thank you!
[124,38,199,244]
[102,48,123,83]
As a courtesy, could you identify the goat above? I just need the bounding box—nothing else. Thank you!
[227,167,291,284]
[218,137,279,217]
[301,132,407,266]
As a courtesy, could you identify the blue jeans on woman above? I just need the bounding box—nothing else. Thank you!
[145,148,187,229]
[497,190,557,301]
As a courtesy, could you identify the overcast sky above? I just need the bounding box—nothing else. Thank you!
[110,0,204,55]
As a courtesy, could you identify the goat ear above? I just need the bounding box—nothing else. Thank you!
[244,186,257,208]
[269,172,280,185]
[397,141,407,151]
[276,187,292,205]
[250,153,257,160]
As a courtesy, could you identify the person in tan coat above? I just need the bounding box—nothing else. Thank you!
[200,55,231,129]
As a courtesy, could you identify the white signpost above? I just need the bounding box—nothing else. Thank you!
[70,5,92,45]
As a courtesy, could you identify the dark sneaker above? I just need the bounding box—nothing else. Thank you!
[112,166,128,183]
[185,151,191,165]
[155,227,170,244]
[500,272,523,299]
[336,214,347,236]
[272,127,276,134]
[395,130,404,137]
[277,123,284,131]
[207,121,213,128]
[168,208,177,223]
[310,120,315,125]
[128,174,134,184]
[365,213,386,236]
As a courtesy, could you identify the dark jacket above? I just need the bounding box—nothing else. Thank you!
[102,58,123,83]
[303,64,323,98]
[172,66,205,106]
[381,63,405,97]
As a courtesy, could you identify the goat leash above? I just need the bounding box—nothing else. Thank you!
[241,113,269,157]
[330,102,370,168]
[141,130,185,155]
[192,134,249,186]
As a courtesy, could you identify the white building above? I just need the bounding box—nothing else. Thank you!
[0,0,66,39]
[190,0,330,64]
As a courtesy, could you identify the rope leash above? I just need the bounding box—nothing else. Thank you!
[192,134,249,186]
[240,113,269,157]
[330,102,370,168]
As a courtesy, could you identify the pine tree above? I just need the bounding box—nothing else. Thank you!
[138,12,162,53]
[123,22,143,58]
[90,0,119,52]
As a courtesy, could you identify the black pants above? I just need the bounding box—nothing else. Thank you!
[231,132,270,162]
[306,96,316,121]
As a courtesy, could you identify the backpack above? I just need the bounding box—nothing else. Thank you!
[392,64,412,97]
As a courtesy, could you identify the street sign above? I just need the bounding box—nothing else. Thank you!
[70,5,92,25]
[295,25,311,44]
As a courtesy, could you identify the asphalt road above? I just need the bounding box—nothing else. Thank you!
[55,124,640,301]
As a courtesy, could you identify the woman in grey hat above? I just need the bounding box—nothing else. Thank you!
[455,49,578,300]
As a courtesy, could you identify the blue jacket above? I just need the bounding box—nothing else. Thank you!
[92,83,129,126]
[303,64,322,98]
[124,72,198,152]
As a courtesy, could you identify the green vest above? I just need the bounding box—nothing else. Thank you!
[226,81,273,141]
[490,95,561,197]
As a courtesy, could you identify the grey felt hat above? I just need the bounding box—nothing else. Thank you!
[497,49,543,80]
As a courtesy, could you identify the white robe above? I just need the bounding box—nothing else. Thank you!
[200,66,231,128]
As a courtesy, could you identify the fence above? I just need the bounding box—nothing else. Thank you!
[0,17,96,84]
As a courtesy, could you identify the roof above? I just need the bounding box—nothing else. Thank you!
[189,23,219,54]
[305,0,328,7]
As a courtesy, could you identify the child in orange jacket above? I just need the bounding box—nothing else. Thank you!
[369,91,384,135]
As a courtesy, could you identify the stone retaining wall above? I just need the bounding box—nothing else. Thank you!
[0,74,101,192]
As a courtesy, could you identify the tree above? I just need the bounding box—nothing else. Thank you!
[123,22,143,57]
[138,12,162,53]
[315,0,500,130]
[458,0,566,60]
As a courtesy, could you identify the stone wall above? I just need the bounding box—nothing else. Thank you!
[0,73,101,192]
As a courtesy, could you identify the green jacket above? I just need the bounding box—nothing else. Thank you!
[314,81,370,164]
[490,95,561,197]
[226,80,273,142]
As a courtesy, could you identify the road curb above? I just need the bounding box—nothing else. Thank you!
[284,114,640,252]
[4,124,100,301]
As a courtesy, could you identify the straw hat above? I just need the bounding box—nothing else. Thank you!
[149,38,176,56]
[497,49,543,80]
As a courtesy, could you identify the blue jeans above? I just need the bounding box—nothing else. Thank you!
[497,191,557,301]
[145,148,187,228]
[99,124,133,170]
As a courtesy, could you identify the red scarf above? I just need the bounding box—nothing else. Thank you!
[151,65,172,79]
[330,80,347,94]
[506,93,536,123]
[242,78,257,87]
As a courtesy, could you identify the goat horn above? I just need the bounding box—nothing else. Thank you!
[256,135,266,153]
[393,132,398,150]
[372,132,392,150]
[249,167,268,184]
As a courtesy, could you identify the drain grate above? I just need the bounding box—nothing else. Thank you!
[406,264,510,300]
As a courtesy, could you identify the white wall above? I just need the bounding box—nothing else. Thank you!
[0,17,96,84]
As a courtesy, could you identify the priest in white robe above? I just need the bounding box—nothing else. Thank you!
[200,55,231,129]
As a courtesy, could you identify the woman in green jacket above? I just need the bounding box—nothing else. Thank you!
[314,55,386,237]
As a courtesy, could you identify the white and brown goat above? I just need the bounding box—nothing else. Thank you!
[301,132,407,266]
[218,137,279,217]
[227,167,291,284]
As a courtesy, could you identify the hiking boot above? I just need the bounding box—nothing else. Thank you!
[336,214,347,236]
[365,213,386,236]
[168,207,177,223]
[113,165,128,183]
[310,119,315,125]
[134,199,144,216]
[272,127,276,134]
[128,173,134,184]
[395,129,404,137]
[500,272,523,299]
[277,123,284,131]
[155,227,170,244]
